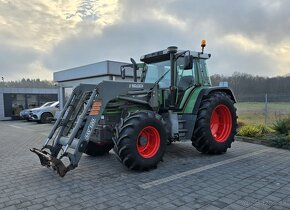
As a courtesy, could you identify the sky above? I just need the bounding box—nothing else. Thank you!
[0,0,290,81]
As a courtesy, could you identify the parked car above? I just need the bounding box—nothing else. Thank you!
[20,102,55,121]
[20,109,31,121]
[29,101,60,123]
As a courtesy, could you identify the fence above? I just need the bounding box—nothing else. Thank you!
[236,93,290,102]
[235,93,290,125]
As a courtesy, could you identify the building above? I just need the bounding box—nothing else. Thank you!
[0,87,58,120]
[53,60,138,108]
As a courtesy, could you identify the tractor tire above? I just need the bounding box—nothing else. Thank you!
[40,112,53,124]
[192,92,237,154]
[113,111,167,171]
[85,141,113,156]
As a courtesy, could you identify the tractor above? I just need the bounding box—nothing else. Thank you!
[31,40,237,177]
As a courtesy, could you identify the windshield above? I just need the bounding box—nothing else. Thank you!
[144,60,171,88]
[144,57,195,89]
[50,101,59,107]
[40,102,54,107]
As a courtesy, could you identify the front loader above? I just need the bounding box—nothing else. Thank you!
[31,40,237,177]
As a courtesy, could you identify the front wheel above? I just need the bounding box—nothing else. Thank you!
[192,92,237,154]
[113,111,167,171]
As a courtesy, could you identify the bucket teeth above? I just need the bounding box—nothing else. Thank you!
[30,148,69,177]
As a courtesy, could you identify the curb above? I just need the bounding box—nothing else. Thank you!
[236,136,290,150]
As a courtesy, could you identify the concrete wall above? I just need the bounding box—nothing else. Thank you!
[0,92,7,120]
[53,61,131,83]
[0,87,58,94]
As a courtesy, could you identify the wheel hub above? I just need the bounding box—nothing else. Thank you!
[137,126,160,158]
[210,104,232,142]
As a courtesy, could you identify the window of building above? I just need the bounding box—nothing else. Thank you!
[3,93,58,118]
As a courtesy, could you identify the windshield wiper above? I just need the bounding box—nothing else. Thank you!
[151,69,170,90]
[156,69,170,85]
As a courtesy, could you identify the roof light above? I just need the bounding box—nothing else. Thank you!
[201,39,206,54]
[201,39,206,47]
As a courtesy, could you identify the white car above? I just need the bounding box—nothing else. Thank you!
[29,101,60,123]
[20,102,55,121]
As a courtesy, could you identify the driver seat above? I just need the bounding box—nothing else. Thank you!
[178,76,194,91]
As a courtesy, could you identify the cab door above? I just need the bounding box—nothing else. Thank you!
[176,59,195,106]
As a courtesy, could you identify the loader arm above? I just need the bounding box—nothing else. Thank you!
[31,80,158,177]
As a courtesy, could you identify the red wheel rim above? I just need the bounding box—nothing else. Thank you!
[210,104,232,142]
[137,126,160,158]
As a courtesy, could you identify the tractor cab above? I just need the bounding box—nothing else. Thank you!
[139,40,212,109]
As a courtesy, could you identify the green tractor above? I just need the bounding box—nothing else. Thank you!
[31,40,237,177]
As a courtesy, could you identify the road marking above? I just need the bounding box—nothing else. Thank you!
[8,124,49,136]
[139,148,273,189]
[8,124,34,131]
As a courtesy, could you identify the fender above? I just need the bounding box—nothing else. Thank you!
[182,86,236,115]
[192,87,236,115]
[180,86,236,139]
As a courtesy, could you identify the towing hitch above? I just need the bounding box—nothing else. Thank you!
[30,148,69,177]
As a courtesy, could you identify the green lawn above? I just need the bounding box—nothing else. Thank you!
[235,102,290,125]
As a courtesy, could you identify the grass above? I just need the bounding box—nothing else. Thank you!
[236,102,290,150]
[236,102,290,125]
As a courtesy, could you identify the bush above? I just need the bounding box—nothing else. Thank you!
[256,124,274,134]
[269,135,290,149]
[273,117,290,135]
[238,124,273,137]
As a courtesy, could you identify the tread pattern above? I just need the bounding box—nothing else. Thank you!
[113,111,167,171]
[40,112,53,124]
[192,92,237,154]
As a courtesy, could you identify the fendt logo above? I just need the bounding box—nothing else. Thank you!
[85,118,97,140]
[129,84,144,88]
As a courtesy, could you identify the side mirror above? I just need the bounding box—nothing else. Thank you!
[183,55,193,70]
[121,68,126,79]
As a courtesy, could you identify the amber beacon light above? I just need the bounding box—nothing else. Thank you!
[201,39,206,53]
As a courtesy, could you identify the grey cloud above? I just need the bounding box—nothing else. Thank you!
[161,0,290,44]
[209,42,275,77]
[43,18,189,71]
[0,43,40,79]
[1,0,289,80]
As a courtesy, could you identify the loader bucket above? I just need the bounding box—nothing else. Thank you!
[30,148,68,177]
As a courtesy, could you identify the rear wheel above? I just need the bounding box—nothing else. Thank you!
[113,111,167,170]
[85,141,113,156]
[192,92,237,154]
[40,112,53,124]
